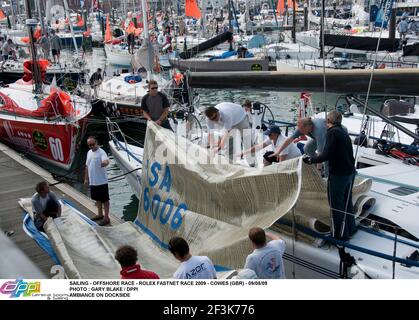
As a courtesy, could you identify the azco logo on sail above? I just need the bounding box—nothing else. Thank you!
[142,161,187,230]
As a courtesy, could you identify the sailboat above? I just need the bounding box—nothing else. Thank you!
[104,13,134,66]
[93,1,171,118]
[0,11,91,170]
[169,0,270,72]
[0,58,85,86]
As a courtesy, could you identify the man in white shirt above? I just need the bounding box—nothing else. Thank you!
[84,136,110,226]
[244,227,286,279]
[205,102,251,157]
[241,125,301,166]
[168,236,217,279]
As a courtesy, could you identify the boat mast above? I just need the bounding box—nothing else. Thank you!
[228,0,233,50]
[23,0,43,94]
[202,0,207,37]
[35,0,46,34]
[9,0,16,27]
[292,0,296,43]
[141,0,153,79]
[63,0,80,55]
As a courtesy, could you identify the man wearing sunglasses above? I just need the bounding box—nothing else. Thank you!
[204,102,251,157]
[140,80,172,130]
[84,136,110,226]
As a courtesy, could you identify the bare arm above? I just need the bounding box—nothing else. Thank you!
[242,141,268,156]
[271,136,293,157]
[156,108,169,124]
[101,159,109,167]
[142,110,152,121]
[218,130,230,150]
[38,212,48,222]
[84,165,89,184]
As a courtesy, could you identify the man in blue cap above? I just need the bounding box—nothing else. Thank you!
[241,125,301,166]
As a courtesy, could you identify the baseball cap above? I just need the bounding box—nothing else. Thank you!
[264,125,281,135]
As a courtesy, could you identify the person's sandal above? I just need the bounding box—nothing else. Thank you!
[4,230,14,237]
[91,215,104,221]
[98,219,110,226]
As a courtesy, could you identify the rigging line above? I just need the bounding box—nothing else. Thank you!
[321,0,327,116]
[327,202,407,234]
[354,0,391,167]
[107,166,142,181]
[392,227,398,279]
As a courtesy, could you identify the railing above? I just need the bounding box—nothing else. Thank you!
[105,117,132,162]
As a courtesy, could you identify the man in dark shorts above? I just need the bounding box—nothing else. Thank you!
[127,32,135,54]
[140,79,172,130]
[84,136,110,226]
[50,30,62,64]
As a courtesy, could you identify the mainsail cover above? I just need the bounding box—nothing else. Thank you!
[179,31,233,59]
[324,33,400,52]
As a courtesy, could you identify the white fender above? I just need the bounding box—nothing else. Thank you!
[157,33,166,45]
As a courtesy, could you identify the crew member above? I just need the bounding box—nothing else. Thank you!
[303,111,357,241]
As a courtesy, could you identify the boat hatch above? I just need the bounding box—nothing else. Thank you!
[388,186,418,197]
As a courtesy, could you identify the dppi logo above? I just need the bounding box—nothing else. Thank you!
[0,280,41,298]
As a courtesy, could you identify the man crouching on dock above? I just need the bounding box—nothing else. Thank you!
[84,136,110,226]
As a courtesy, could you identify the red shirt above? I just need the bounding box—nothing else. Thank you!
[120,264,160,279]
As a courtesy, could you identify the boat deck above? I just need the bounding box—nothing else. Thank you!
[0,142,123,278]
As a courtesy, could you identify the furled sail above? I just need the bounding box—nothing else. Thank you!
[185,0,201,19]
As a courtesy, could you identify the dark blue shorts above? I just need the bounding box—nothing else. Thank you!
[90,184,110,202]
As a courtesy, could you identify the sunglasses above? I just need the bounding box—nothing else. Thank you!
[88,143,96,147]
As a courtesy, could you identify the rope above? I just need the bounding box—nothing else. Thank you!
[107,166,142,182]
[336,245,373,279]
[321,0,327,113]
[393,227,398,279]
[354,1,390,167]
[291,206,297,279]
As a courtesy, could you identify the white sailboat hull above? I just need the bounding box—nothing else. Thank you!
[104,44,132,66]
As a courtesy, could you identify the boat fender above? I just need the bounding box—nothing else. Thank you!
[354,132,368,147]
[162,43,171,51]
[158,33,166,45]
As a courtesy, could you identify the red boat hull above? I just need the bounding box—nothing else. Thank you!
[0,118,83,170]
